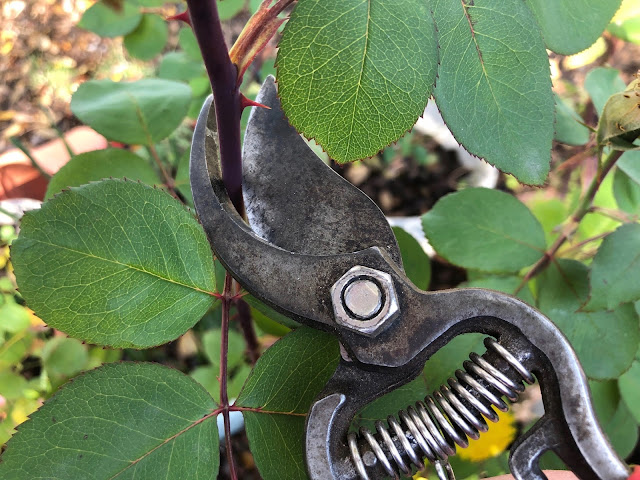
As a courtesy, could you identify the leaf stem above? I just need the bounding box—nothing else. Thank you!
[516,149,624,292]
[148,143,175,192]
[185,0,245,216]
[234,297,260,365]
[588,205,637,223]
[9,137,51,179]
[220,272,238,480]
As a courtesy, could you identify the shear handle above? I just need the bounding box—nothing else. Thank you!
[306,289,629,480]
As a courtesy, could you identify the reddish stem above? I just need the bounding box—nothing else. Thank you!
[220,272,238,480]
[234,298,260,365]
[185,0,245,216]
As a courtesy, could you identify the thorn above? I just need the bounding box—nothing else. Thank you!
[167,10,191,26]
[240,94,270,111]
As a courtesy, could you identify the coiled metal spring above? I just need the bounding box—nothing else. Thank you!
[348,337,535,480]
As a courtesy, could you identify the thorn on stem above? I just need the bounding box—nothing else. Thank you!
[167,10,191,26]
[241,94,270,111]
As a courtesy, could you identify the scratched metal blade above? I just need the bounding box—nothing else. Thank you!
[242,76,402,267]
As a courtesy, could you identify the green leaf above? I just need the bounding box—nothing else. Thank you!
[276,0,438,163]
[392,227,430,290]
[351,376,428,432]
[71,79,191,146]
[352,333,485,432]
[464,275,535,307]
[11,179,217,348]
[538,260,640,380]
[158,52,206,83]
[129,0,167,6]
[174,148,193,206]
[178,28,202,61]
[620,349,640,423]
[432,0,553,185]
[123,14,168,61]
[217,0,245,20]
[236,328,339,479]
[190,366,219,401]
[586,223,640,310]
[554,94,590,146]
[613,166,640,214]
[618,150,640,184]
[0,363,220,479]
[0,371,27,401]
[422,188,546,273]
[42,337,88,377]
[585,67,626,117]
[78,1,142,38]
[202,328,245,372]
[243,295,300,330]
[523,0,621,55]
[596,78,640,149]
[45,148,161,199]
[249,0,262,14]
[608,15,640,44]
[590,380,640,458]
[527,194,567,244]
[576,172,622,242]
[191,364,251,403]
[0,300,31,334]
[0,334,31,368]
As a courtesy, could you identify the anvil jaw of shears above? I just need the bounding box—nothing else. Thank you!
[189,76,629,480]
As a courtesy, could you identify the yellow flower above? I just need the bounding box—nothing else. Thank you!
[456,409,516,462]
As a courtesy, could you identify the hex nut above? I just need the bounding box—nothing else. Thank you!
[330,266,399,337]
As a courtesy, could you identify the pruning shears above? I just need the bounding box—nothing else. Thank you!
[190,77,630,480]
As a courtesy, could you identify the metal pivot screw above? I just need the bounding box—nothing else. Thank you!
[342,278,383,320]
[331,266,399,337]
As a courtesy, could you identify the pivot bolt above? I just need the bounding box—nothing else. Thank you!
[342,278,383,320]
[330,266,399,337]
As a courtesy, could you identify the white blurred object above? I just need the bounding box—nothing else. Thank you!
[414,101,499,189]
[386,216,434,257]
[0,198,41,226]
[217,403,245,440]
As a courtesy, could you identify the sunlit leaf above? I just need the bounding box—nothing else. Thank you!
[523,0,622,54]
[12,180,217,348]
[277,0,438,163]
[432,0,553,185]
[71,79,191,146]
[123,14,168,61]
[78,1,142,38]
[422,188,546,273]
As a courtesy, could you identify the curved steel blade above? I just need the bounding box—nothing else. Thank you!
[242,76,402,266]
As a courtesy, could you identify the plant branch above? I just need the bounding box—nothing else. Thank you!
[516,149,624,292]
[228,0,294,83]
[234,297,260,365]
[220,272,238,480]
[9,137,51,179]
[588,205,637,223]
[557,232,610,256]
[147,143,176,193]
[185,0,244,216]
